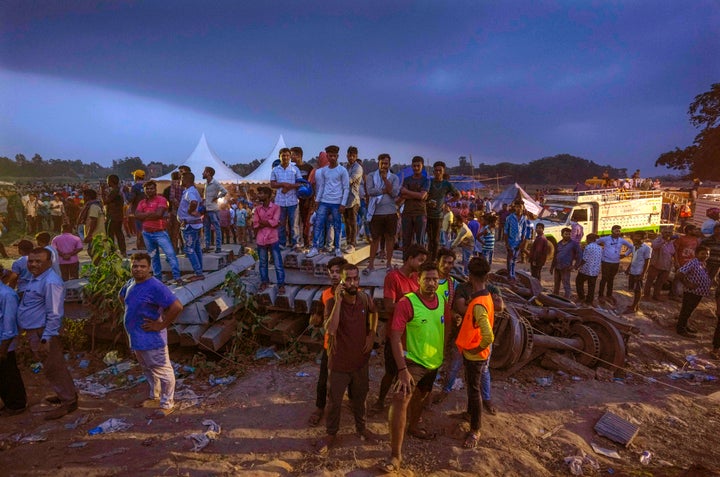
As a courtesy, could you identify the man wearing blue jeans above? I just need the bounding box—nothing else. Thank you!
[504,200,531,280]
[177,172,205,282]
[135,181,182,285]
[202,166,227,253]
[253,187,285,293]
[270,147,302,251]
[307,145,349,258]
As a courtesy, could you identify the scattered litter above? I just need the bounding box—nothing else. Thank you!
[594,411,639,447]
[78,359,90,369]
[175,387,201,410]
[571,376,582,381]
[103,351,120,366]
[18,434,47,444]
[536,376,553,387]
[668,371,717,382]
[91,447,129,460]
[255,346,281,360]
[564,455,584,475]
[295,371,310,377]
[64,414,90,430]
[540,425,562,439]
[88,418,133,435]
[564,450,600,476]
[208,375,236,386]
[186,419,222,452]
[591,442,622,459]
[30,362,42,374]
[68,441,88,448]
[640,450,652,465]
[686,355,717,371]
[75,361,138,397]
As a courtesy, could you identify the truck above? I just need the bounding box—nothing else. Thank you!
[534,188,664,248]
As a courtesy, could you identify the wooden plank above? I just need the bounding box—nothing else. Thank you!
[256,285,279,307]
[199,318,237,351]
[594,411,639,447]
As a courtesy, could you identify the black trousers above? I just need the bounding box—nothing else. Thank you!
[598,262,620,298]
[315,348,329,410]
[464,357,488,432]
[106,216,126,255]
[677,292,703,333]
[0,351,27,410]
[576,273,597,303]
[426,217,443,261]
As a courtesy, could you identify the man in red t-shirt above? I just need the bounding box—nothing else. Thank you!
[307,256,347,427]
[135,181,182,284]
[315,263,378,454]
[370,244,428,414]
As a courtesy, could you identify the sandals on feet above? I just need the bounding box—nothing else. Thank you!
[146,407,174,419]
[408,427,437,440]
[377,457,401,473]
[463,431,480,449]
[308,408,323,427]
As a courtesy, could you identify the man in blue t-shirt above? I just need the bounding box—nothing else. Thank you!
[120,253,183,417]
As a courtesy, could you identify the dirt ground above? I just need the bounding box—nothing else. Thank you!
[2,255,720,476]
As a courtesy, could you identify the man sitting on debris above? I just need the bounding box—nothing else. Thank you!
[316,263,378,453]
[307,256,348,428]
[120,252,183,418]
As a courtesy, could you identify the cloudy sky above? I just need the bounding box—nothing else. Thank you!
[1,1,718,173]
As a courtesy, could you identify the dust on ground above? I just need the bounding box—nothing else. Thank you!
[1,259,720,476]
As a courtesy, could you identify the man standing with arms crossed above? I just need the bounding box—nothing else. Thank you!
[380,261,444,473]
[120,252,183,418]
[17,248,78,420]
[202,166,228,253]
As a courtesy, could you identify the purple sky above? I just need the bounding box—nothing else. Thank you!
[1,1,718,173]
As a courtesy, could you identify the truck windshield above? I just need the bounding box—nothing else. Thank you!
[539,205,572,224]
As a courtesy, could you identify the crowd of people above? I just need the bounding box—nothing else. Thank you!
[1,146,719,473]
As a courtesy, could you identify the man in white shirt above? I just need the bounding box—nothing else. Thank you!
[202,167,228,253]
[307,146,349,258]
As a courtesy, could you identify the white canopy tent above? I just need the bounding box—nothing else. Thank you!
[155,134,244,183]
[491,182,542,215]
[239,135,287,184]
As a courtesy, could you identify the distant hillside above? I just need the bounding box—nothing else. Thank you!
[463,154,627,185]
